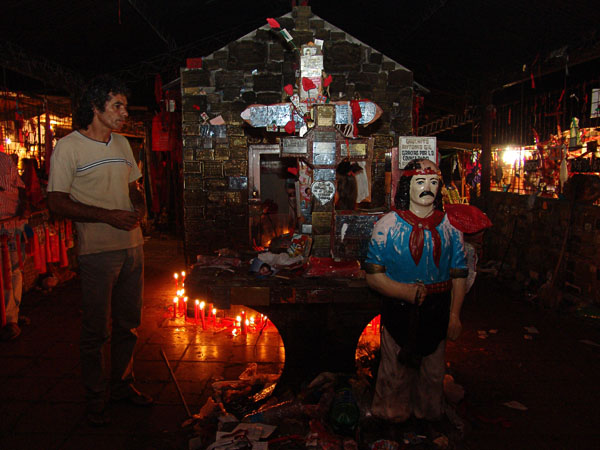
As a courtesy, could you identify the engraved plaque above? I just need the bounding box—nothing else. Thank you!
[281,137,308,155]
[228,176,248,190]
[349,143,367,157]
[315,105,335,127]
[314,131,336,142]
[313,153,336,165]
[340,143,348,157]
[267,104,293,126]
[311,181,335,205]
[249,106,268,127]
[203,161,223,178]
[358,102,376,124]
[312,211,332,234]
[313,141,336,154]
[313,169,336,181]
[335,104,350,124]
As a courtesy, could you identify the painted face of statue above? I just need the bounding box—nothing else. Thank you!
[409,160,440,213]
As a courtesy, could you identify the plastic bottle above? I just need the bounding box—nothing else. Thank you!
[328,384,360,435]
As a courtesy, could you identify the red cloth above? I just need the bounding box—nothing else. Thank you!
[1,235,12,291]
[152,113,170,152]
[445,204,492,234]
[393,209,445,268]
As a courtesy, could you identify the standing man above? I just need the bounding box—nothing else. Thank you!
[48,75,151,426]
[365,158,467,428]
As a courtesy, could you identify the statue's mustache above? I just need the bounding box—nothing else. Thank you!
[419,191,435,198]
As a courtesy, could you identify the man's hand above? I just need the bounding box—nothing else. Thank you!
[107,209,140,231]
[413,282,427,305]
[447,313,462,341]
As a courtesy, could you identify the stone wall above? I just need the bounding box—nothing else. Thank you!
[482,192,600,304]
[181,6,413,260]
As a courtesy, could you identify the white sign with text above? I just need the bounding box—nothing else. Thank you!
[398,137,437,168]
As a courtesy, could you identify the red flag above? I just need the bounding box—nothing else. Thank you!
[284,120,296,134]
[266,18,281,29]
[323,74,333,87]
[284,84,294,96]
[302,77,316,92]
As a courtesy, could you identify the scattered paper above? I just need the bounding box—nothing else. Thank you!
[503,400,528,411]
[524,326,539,334]
[488,329,498,334]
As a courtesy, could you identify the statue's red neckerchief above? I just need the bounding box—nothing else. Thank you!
[392,208,445,267]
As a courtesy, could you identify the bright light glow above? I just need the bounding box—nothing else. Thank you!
[5,138,11,145]
[173,297,178,304]
[212,308,216,316]
[502,147,521,165]
[174,273,178,279]
[181,271,186,277]
[195,299,199,305]
[183,297,188,303]
[200,301,205,309]
[236,315,242,324]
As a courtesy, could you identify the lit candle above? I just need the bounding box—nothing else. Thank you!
[194,299,199,324]
[172,297,178,319]
[212,307,217,325]
[200,301,206,330]
[183,297,188,319]
[241,310,247,335]
[181,271,186,287]
[173,273,179,288]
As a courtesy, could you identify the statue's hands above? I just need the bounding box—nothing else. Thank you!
[413,282,426,305]
[447,313,462,341]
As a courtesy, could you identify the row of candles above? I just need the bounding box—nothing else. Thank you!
[171,271,268,335]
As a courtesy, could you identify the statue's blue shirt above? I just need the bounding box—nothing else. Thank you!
[366,211,467,284]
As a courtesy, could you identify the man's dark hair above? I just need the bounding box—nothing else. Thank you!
[73,75,130,129]
[394,158,444,211]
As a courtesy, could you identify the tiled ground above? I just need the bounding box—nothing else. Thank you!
[1,234,599,449]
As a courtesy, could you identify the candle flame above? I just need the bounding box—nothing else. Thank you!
[200,301,205,309]
[245,319,249,326]
[181,271,186,277]
[236,315,241,324]
[250,316,255,324]
[173,297,178,304]
[183,297,188,303]
[195,299,200,305]
[174,273,178,279]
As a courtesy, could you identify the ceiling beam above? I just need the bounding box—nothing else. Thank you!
[127,0,177,51]
[0,41,84,94]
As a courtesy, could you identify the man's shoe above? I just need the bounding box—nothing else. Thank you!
[86,401,111,426]
[111,384,154,406]
[18,315,31,326]
[0,323,21,341]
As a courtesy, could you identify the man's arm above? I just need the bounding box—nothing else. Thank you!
[129,181,146,220]
[47,191,140,231]
[366,272,426,305]
[447,276,466,341]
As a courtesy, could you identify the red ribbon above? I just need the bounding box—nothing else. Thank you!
[393,209,445,267]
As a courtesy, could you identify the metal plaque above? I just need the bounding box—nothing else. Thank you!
[203,161,223,178]
[358,102,377,124]
[248,106,269,127]
[311,181,336,205]
[313,169,336,181]
[267,104,293,126]
[315,105,335,127]
[335,104,350,124]
[313,141,336,154]
[349,143,367,157]
[281,137,308,155]
[312,211,332,234]
[313,152,336,165]
[340,143,348,157]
